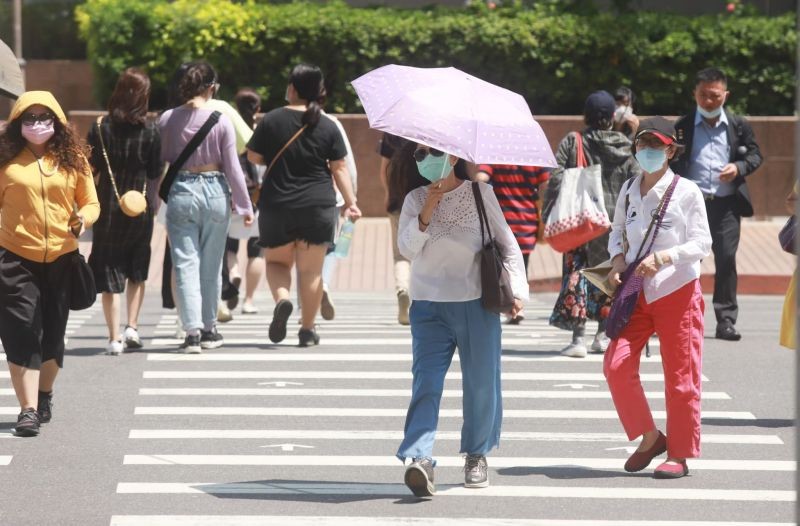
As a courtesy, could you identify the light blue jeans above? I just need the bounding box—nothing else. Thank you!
[166,172,231,333]
[396,299,503,462]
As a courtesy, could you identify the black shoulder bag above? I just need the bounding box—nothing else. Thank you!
[158,111,221,203]
[472,182,515,314]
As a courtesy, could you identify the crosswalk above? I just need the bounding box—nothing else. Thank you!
[84,295,796,524]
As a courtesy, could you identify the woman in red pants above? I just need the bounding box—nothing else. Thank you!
[604,117,712,479]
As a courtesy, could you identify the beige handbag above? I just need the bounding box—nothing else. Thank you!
[95,116,147,217]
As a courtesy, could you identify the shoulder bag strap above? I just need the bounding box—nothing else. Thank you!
[158,111,221,202]
[574,132,587,168]
[471,182,493,246]
[249,124,308,205]
[634,174,680,261]
[96,116,122,202]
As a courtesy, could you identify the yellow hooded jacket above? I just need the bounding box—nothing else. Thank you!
[0,91,100,263]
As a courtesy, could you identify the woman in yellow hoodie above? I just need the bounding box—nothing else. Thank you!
[0,91,99,437]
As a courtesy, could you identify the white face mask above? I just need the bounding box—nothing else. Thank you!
[21,122,55,145]
[614,105,631,123]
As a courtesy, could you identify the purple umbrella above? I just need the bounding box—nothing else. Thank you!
[352,65,556,167]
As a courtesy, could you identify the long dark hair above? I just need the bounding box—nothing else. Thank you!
[289,64,326,127]
[234,88,261,129]
[177,61,217,103]
[386,141,429,212]
[0,114,89,174]
[108,67,151,125]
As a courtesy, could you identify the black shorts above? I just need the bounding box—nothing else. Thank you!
[226,236,262,259]
[258,205,337,249]
[0,248,73,369]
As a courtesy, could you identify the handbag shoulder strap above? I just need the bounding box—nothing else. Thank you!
[264,124,308,179]
[471,182,493,246]
[249,123,308,206]
[158,111,221,202]
[96,116,147,198]
[635,174,680,260]
[573,132,588,168]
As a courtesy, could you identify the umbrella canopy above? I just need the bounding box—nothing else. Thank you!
[352,65,556,167]
[0,39,24,100]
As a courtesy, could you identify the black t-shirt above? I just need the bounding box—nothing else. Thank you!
[247,107,346,208]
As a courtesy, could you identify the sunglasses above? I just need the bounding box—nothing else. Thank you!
[21,112,55,126]
[412,147,445,162]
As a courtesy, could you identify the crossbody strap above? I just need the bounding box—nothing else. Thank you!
[249,124,308,206]
[158,111,221,202]
[95,116,146,199]
[633,174,680,261]
[471,182,494,246]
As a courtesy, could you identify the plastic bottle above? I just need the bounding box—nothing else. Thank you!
[333,219,355,258]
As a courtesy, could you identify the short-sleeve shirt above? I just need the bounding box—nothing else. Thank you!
[247,107,346,208]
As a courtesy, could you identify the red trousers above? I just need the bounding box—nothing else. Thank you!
[604,280,704,458]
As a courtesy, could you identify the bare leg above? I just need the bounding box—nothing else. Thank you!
[126,281,145,328]
[295,242,327,330]
[8,363,39,410]
[227,246,241,283]
[38,359,59,393]
[102,292,121,341]
[637,428,661,452]
[264,244,295,302]
[244,257,263,304]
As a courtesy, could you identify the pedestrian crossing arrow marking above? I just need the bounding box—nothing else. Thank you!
[257,382,304,387]
[553,383,598,389]
[259,444,315,452]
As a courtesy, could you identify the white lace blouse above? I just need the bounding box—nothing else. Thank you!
[398,180,529,303]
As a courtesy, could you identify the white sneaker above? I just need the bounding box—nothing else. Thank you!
[560,342,587,358]
[590,332,610,354]
[242,302,259,314]
[106,340,123,356]
[123,326,142,350]
[174,319,186,340]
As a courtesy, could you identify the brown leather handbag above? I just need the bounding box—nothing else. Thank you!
[472,182,515,314]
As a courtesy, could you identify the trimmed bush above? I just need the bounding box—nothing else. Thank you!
[76,0,796,115]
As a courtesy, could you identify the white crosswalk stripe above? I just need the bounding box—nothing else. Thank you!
[113,294,794,525]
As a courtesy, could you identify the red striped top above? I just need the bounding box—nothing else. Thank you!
[476,164,550,254]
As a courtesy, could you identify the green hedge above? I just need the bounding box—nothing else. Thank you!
[76,0,797,115]
[0,1,85,59]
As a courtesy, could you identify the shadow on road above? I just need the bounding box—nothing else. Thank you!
[701,417,795,428]
[497,466,650,479]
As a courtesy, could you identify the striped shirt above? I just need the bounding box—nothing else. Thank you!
[477,164,550,254]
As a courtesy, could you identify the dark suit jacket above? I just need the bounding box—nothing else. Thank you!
[669,108,763,217]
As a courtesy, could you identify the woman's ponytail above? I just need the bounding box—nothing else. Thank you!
[289,64,326,128]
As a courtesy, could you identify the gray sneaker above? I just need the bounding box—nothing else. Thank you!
[464,454,489,488]
[404,457,435,497]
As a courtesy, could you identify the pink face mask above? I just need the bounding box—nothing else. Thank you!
[21,123,55,145]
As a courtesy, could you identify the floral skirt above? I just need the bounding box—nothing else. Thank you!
[549,247,611,332]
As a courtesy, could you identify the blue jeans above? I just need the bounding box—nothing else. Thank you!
[166,172,231,332]
[397,299,502,462]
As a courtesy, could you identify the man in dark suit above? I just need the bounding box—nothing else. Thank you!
[670,68,763,341]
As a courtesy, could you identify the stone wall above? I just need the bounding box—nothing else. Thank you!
[68,111,798,218]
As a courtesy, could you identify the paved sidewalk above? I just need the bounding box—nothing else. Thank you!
[121,217,794,297]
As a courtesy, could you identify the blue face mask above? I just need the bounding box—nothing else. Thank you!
[416,153,451,183]
[635,148,667,174]
[697,104,723,119]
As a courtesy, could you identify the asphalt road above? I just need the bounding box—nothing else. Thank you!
[0,291,795,526]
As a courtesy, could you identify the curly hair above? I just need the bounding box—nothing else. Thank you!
[0,117,90,174]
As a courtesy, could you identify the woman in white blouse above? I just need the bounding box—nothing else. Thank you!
[395,144,528,497]
[604,117,712,479]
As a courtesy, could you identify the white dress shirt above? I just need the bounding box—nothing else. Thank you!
[608,169,712,303]
[398,180,529,303]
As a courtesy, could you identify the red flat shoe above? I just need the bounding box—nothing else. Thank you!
[624,431,667,472]
[654,459,689,479]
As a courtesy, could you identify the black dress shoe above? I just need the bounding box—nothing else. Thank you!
[716,325,742,341]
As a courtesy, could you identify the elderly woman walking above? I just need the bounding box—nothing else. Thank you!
[604,117,712,478]
[396,144,528,497]
[0,91,100,436]
[544,90,641,357]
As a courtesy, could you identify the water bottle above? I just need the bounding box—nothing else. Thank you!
[333,219,355,258]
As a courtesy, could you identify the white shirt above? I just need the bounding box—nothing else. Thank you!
[398,180,529,303]
[322,112,357,208]
[608,169,712,303]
